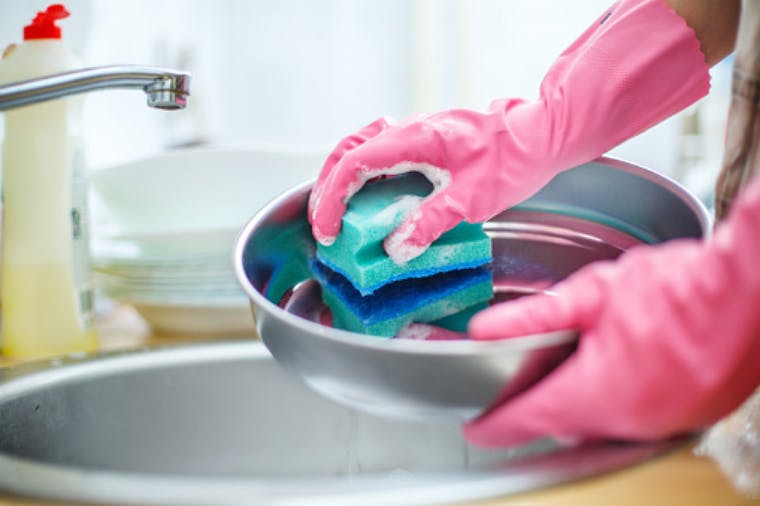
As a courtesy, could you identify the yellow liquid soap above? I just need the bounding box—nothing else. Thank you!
[0,36,98,359]
[1,263,97,358]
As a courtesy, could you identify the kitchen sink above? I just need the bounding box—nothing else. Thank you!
[0,341,685,505]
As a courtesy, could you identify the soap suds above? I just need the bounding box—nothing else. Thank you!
[347,163,452,205]
[341,163,450,246]
[396,322,467,341]
[313,162,451,252]
[313,226,336,246]
[373,195,425,227]
[310,184,338,246]
[309,184,324,222]
[396,323,435,340]
[384,207,426,265]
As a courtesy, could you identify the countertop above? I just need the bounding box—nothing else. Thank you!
[0,305,757,506]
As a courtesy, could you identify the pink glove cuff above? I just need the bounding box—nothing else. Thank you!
[499,0,710,174]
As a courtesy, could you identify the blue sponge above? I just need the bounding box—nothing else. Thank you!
[316,173,492,295]
[313,260,492,337]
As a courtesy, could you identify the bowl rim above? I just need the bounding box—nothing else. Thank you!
[232,156,709,356]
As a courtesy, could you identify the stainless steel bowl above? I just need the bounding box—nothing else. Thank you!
[233,157,710,420]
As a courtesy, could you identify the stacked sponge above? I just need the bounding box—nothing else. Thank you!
[312,173,493,337]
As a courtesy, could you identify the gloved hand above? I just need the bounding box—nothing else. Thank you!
[309,0,709,264]
[463,178,760,447]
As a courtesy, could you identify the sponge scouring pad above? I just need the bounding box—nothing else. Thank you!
[313,261,492,337]
[316,173,492,295]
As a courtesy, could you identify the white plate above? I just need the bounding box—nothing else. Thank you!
[92,229,239,261]
[132,301,256,336]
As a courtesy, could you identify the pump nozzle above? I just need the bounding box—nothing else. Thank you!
[24,4,70,40]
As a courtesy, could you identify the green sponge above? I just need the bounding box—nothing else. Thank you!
[316,173,492,295]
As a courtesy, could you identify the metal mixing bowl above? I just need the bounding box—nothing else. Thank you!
[233,157,710,420]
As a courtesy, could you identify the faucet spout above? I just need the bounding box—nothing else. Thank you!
[0,65,191,111]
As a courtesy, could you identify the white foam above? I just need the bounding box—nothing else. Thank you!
[309,185,324,222]
[310,184,338,246]
[312,226,336,246]
[396,323,435,340]
[341,163,450,203]
[373,195,424,227]
[384,211,426,265]
[315,162,452,253]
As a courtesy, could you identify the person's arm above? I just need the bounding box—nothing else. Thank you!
[715,0,760,220]
[667,0,739,65]
[464,174,760,446]
[310,0,714,264]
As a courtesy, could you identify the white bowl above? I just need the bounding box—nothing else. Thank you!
[90,144,324,335]
[90,144,327,238]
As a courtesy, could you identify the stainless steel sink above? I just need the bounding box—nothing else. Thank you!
[0,341,685,505]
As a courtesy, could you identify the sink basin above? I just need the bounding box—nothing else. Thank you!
[0,341,686,505]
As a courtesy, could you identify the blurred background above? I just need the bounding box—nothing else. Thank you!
[0,0,733,204]
[0,1,736,336]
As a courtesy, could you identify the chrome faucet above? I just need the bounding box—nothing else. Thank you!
[0,65,190,111]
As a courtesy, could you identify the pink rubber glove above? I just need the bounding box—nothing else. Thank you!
[309,0,709,264]
[464,178,760,447]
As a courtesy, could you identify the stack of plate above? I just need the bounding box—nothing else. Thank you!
[92,230,250,334]
[90,145,325,335]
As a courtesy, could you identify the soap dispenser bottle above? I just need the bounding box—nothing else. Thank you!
[0,4,97,358]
